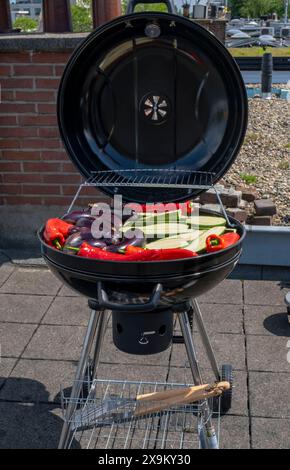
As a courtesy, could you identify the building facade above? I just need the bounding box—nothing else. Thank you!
[10,0,42,21]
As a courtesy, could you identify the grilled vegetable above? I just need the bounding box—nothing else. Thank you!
[186,216,227,229]
[187,226,226,253]
[145,237,189,250]
[206,235,225,253]
[63,210,90,224]
[123,223,191,238]
[63,232,106,254]
[44,218,74,249]
[127,201,195,215]
[75,215,96,228]
[221,232,240,248]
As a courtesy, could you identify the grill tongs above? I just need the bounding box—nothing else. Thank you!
[72,381,230,430]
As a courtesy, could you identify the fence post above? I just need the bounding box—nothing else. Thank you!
[0,0,12,32]
[42,0,72,33]
[92,0,121,28]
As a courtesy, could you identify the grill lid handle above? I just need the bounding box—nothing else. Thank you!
[97,282,163,312]
[126,0,175,14]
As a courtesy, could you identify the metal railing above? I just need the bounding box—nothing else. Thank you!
[0,0,122,34]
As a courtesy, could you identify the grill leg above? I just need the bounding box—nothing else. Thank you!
[91,310,108,380]
[58,309,102,449]
[190,299,220,382]
[178,311,219,449]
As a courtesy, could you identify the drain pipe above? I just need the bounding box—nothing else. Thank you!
[261,52,273,100]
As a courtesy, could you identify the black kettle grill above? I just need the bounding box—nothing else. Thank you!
[39,0,248,449]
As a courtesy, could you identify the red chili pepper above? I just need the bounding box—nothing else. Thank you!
[221,232,240,248]
[206,235,225,253]
[125,246,146,255]
[78,243,197,261]
[43,218,74,249]
[127,200,194,215]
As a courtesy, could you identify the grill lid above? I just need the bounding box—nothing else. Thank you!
[57,12,248,203]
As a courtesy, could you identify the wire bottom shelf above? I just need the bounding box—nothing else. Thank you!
[61,379,220,450]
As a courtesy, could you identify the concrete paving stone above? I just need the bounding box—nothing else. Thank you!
[0,358,17,387]
[168,368,249,417]
[247,335,290,373]
[249,371,290,419]
[195,303,243,334]
[254,199,277,216]
[170,333,246,371]
[244,281,287,306]
[0,294,53,324]
[251,417,290,449]
[0,263,14,288]
[97,363,168,383]
[0,359,76,404]
[199,280,243,305]
[0,323,37,358]
[58,284,81,297]
[252,215,272,226]
[219,416,250,449]
[42,296,90,326]
[245,305,290,337]
[0,402,69,449]
[3,249,45,267]
[23,325,86,361]
[0,268,62,296]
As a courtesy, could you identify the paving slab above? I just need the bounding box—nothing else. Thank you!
[0,323,37,358]
[251,417,290,449]
[0,294,53,324]
[42,296,90,327]
[58,285,81,297]
[244,281,287,306]
[0,263,14,289]
[168,367,249,417]
[195,303,243,335]
[0,268,62,296]
[249,371,290,419]
[0,402,67,449]
[245,305,290,337]
[0,359,76,404]
[0,358,17,388]
[170,333,246,371]
[23,325,86,361]
[97,363,168,383]
[219,416,250,449]
[3,249,45,267]
[247,335,290,373]
[199,280,243,305]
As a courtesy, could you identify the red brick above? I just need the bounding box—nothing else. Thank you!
[2,150,41,161]
[0,127,37,138]
[0,65,12,76]
[23,162,61,172]
[0,140,20,149]
[0,162,21,172]
[3,173,42,183]
[0,116,17,126]
[41,150,68,161]
[15,90,55,102]
[54,65,66,77]
[1,90,14,101]
[1,78,34,89]
[0,184,22,195]
[32,52,71,64]
[4,196,41,205]
[38,127,59,138]
[0,52,31,63]
[14,65,54,77]
[0,197,4,204]
[62,185,80,196]
[19,115,57,127]
[35,78,60,89]
[42,196,74,205]
[20,139,61,150]
[22,185,61,195]
[0,103,36,114]
[37,103,56,114]
[62,162,76,172]
[43,174,81,184]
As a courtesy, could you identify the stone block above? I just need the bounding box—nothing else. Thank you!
[254,199,277,216]
[226,208,247,223]
[252,215,272,226]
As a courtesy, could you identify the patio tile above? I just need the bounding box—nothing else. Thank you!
[249,372,290,419]
[97,363,168,383]
[23,325,86,361]
[247,335,290,373]
[244,281,287,306]
[42,296,90,326]
[0,268,62,296]
[168,368,249,417]
[0,358,17,387]
[251,417,290,449]
[0,323,37,357]
[0,294,53,324]
[219,416,250,449]
[0,359,76,404]
[170,333,246,371]
[0,263,14,288]
[199,280,243,305]
[245,305,290,337]
[195,303,243,335]
[58,285,80,297]
[0,402,67,449]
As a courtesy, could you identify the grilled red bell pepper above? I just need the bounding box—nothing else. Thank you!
[44,218,74,249]
[127,200,194,216]
[206,235,225,253]
[125,246,146,255]
[78,243,197,261]
[221,232,240,248]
